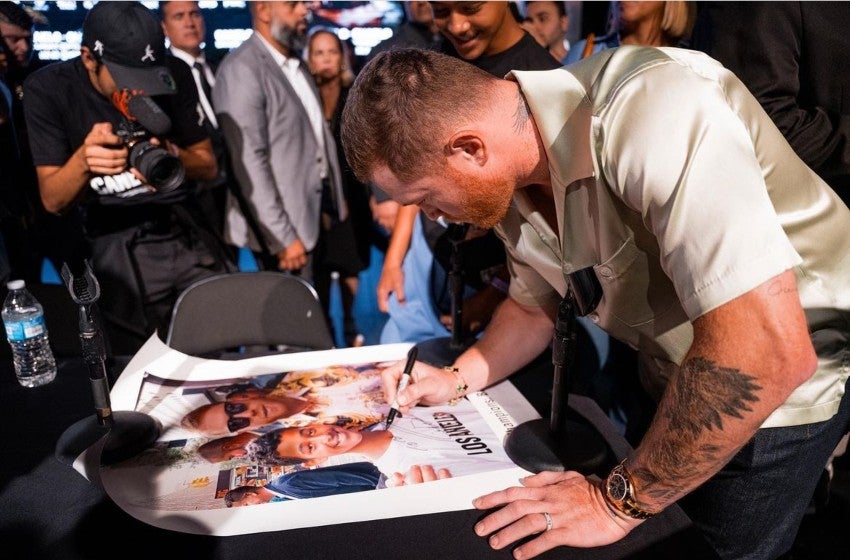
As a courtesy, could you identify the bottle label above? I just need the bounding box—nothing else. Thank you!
[4,316,46,341]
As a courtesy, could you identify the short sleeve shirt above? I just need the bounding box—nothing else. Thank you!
[498,46,850,428]
[24,57,207,213]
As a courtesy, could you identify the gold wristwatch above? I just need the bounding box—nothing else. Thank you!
[602,459,656,520]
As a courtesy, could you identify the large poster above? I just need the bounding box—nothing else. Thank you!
[93,335,540,536]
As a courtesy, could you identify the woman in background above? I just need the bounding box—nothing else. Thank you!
[306,27,373,347]
[566,1,695,62]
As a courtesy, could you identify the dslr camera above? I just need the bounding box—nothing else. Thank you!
[113,93,185,193]
[115,120,185,193]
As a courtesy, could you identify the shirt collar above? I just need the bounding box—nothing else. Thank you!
[169,46,205,67]
[507,68,595,190]
[255,31,298,70]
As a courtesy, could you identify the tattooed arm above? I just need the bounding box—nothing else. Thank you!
[472,268,817,557]
[627,268,817,511]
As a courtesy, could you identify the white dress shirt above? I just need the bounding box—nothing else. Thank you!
[169,46,218,128]
[256,34,328,179]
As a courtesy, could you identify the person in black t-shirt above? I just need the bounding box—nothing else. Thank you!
[24,2,233,355]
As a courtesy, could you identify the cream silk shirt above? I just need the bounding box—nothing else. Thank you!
[499,46,850,428]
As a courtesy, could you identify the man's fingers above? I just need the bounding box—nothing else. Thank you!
[390,465,453,486]
[381,362,403,405]
[417,464,452,482]
[385,472,405,488]
[520,470,583,488]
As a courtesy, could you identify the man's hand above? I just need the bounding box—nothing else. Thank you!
[385,464,452,487]
[277,239,307,271]
[381,359,463,412]
[472,471,638,558]
[81,122,127,176]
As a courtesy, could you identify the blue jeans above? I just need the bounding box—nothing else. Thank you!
[679,377,850,560]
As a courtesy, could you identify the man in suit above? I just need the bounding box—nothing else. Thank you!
[213,1,345,281]
[160,0,229,237]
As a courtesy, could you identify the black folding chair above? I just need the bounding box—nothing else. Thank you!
[165,271,334,358]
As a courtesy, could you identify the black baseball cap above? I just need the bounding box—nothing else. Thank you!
[82,1,176,96]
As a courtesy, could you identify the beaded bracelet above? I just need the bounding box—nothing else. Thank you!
[445,366,468,405]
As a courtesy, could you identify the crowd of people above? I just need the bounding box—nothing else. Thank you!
[2,2,850,559]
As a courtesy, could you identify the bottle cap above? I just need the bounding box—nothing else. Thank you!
[6,279,25,290]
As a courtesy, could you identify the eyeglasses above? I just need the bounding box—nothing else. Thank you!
[224,401,250,433]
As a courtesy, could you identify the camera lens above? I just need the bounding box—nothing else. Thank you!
[129,141,186,193]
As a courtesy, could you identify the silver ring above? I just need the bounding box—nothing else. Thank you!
[542,511,553,532]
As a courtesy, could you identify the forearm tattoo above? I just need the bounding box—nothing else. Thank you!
[634,357,762,503]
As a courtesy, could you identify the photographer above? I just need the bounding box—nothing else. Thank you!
[23,1,234,355]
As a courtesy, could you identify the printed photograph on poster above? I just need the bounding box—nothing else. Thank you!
[96,336,539,534]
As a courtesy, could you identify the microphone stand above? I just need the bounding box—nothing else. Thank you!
[448,223,470,351]
[417,223,476,365]
[503,291,608,473]
[55,260,160,466]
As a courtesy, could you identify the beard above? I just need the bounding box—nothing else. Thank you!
[449,169,515,230]
[271,20,307,53]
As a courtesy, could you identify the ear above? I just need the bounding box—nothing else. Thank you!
[447,132,486,167]
[253,1,271,24]
[80,46,97,71]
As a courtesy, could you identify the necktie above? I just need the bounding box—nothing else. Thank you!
[193,61,213,103]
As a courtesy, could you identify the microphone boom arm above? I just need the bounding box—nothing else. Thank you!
[61,261,113,427]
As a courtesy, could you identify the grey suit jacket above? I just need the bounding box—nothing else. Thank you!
[212,32,345,254]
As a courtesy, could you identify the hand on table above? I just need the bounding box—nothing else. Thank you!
[472,471,641,559]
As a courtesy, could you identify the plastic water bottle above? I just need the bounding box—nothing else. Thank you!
[2,280,57,387]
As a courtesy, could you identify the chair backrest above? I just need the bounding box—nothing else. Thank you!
[165,272,334,357]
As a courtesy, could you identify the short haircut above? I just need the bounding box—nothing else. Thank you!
[525,1,566,19]
[248,428,304,467]
[341,48,496,184]
[224,485,261,507]
[181,403,211,432]
[198,435,238,462]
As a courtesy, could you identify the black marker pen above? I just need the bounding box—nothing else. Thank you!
[386,345,417,428]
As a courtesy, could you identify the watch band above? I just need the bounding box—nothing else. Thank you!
[602,459,656,520]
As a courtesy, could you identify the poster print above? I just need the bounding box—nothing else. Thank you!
[96,335,540,536]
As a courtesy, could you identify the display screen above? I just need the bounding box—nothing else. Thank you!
[20,1,404,62]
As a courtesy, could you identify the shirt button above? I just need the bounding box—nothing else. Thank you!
[598,266,613,279]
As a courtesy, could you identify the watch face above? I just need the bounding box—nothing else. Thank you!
[608,471,628,502]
